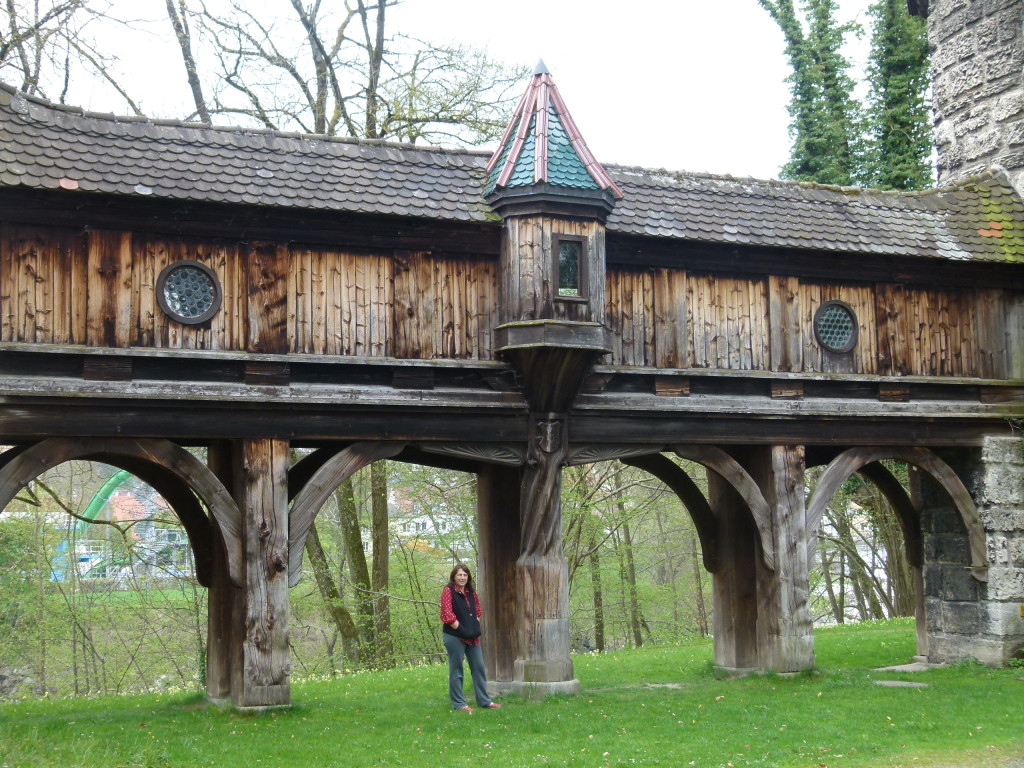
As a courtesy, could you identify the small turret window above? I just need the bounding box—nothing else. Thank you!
[553,234,587,300]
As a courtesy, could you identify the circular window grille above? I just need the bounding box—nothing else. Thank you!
[156,260,222,325]
[814,300,858,353]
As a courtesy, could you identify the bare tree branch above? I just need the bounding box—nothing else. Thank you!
[164,0,210,122]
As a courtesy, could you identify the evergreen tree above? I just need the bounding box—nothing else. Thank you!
[758,0,863,186]
[864,0,933,190]
[760,0,933,190]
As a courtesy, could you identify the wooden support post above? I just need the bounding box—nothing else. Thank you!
[750,445,815,673]
[512,416,579,698]
[206,439,291,708]
[233,438,290,707]
[709,466,759,673]
[476,464,522,695]
[205,441,239,703]
[205,523,239,702]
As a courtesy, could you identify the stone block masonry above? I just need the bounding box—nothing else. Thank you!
[930,0,1024,194]
[922,437,1024,665]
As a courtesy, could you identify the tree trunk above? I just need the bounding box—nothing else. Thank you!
[690,534,709,636]
[335,478,374,657]
[370,461,392,667]
[619,521,643,648]
[305,523,362,666]
[820,543,844,623]
[587,528,605,652]
[611,471,644,648]
[164,0,211,123]
[655,510,680,631]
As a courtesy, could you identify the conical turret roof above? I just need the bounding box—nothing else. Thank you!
[485,63,623,201]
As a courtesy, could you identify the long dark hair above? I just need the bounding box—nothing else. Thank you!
[447,563,475,595]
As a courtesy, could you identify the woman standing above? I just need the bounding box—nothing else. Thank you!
[440,563,501,712]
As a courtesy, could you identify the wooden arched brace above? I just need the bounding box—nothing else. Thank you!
[288,446,351,501]
[88,454,216,587]
[288,441,406,587]
[0,444,31,473]
[621,453,718,572]
[673,445,776,571]
[807,447,987,581]
[855,461,923,569]
[805,446,844,469]
[0,437,244,587]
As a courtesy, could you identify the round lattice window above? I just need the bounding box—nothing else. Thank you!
[813,300,858,353]
[156,260,222,324]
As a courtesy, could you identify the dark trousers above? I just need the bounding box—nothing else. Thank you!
[443,632,492,708]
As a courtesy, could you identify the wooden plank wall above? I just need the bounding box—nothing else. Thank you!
[799,283,878,375]
[874,285,995,377]
[500,217,603,325]
[392,251,497,359]
[604,267,1009,379]
[289,246,393,357]
[903,287,985,378]
[606,268,655,366]
[0,224,86,345]
[133,235,246,351]
[689,274,770,371]
[0,225,499,360]
[0,222,1015,375]
[605,269,770,370]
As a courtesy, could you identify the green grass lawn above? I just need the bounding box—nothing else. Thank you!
[2,619,1021,768]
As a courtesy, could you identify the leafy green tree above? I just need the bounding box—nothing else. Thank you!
[863,0,932,190]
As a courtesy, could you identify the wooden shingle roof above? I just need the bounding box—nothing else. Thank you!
[1,82,1023,264]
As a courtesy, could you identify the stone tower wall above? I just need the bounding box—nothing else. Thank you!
[929,0,1024,192]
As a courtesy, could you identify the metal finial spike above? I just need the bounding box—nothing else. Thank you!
[534,59,550,76]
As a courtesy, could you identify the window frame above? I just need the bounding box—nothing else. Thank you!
[552,233,589,303]
[813,299,859,354]
[155,259,223,325]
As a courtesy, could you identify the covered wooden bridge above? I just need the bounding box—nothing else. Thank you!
[0,65,1022,708]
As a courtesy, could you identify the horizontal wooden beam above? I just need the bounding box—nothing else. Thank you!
[568,415,1013,446]
[0,189,502,257]
[0,400,530,442]
[606,233,1024,290]
[0,397,1013,447]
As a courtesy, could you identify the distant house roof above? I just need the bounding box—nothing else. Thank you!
[1,82,1022,264]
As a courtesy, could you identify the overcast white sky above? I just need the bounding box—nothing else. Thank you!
[81,0,876,181]
[391,0,876,178]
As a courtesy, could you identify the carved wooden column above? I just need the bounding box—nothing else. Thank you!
[749,445,814,673]
[513,415,577,697]
[484,64,623,696]
[207,439,291,708]
[476,464,523,694]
